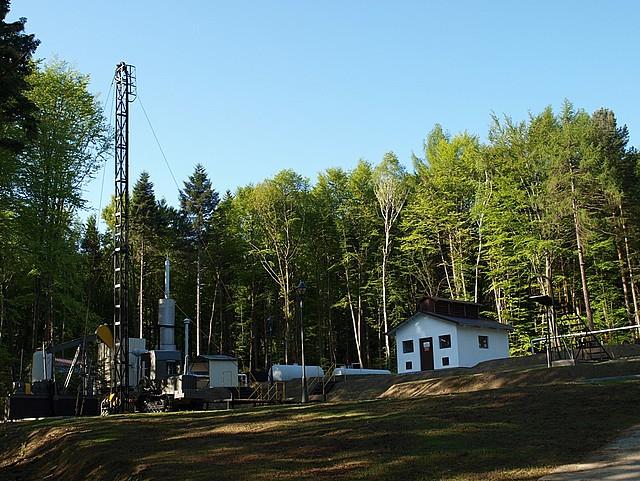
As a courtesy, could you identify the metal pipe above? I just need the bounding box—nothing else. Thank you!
[531,324,640,344]
[164,257,170,299]
[183,318,191,374]
[300,297,308,403]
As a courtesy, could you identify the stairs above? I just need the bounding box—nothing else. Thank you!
[554,314,613,363]
[242,379,286,404]
[308,364,337,402]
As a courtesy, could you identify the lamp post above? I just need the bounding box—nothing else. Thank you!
[266,315,273,386]
[529,294,554,368]
[296,281,308,403]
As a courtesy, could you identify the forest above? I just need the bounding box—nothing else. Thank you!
[2,2,640,393]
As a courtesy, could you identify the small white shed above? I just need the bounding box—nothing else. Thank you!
[388,296,513,374]
[201,354,239,388]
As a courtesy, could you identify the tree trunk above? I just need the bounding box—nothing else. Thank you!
[0,280,5,344]
[570,175,594,329]
[207,276,218,354]
[219,300,224,353]
[474,216,484,304]
[196,246,201,356]
[544,254,560,349]
[448,231,458,297]
[344,259,364,367]
[31,276,41,352]
[438,233,453,295]
[381,224,390,366]
[139,238,144,339]
[492,281,503,323]
[614,234,632,321]
[620,205,640,325]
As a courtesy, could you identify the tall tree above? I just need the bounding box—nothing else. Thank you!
[589,109,639,324]
[239,170,309,364]
[131,172,159,339]
[373,152,407,365]
[0,0,39,165]
[334,161,380,367]
[180,164,218,356]
[16,60,109,349]
[0,0,38,352]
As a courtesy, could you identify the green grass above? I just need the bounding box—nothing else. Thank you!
[2,381,640,481]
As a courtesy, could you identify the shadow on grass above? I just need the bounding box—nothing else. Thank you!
[2,382,640,480]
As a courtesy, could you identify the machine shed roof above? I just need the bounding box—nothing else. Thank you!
[198,354,237,362]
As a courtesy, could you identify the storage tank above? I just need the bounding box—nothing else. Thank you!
[334,367,391,376]
[269,364,324,382]
[158,258,176,351]
[31,351,53,382]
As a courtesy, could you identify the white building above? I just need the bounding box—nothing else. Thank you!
[200,354,239,388]
[388,296,513,374]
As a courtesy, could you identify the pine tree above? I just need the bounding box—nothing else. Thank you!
[131,172,159,339]
[180,164,219,355]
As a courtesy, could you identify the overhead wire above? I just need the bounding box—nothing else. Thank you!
[96,77,116,233]
[136,94,181,193]
[134,89,228,352]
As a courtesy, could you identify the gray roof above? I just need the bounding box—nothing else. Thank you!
[199,354,237,362]
[387,311,513,336]
[152,350,182,360]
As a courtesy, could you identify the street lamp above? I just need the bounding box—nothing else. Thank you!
[296,281,308,403]
[266,315,273,386]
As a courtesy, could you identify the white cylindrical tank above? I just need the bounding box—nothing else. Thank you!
[158,257,176,351]
[31,351,53,382]
[334,367,391,376]
[158,298,176,350]
[269,364,324,382]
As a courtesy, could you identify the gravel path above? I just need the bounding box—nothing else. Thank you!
[540,425,640,480]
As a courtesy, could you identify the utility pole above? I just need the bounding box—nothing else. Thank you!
[113,62,136,413]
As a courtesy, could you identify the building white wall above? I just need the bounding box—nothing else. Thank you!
[208,359,239,388]
[456,327,509,367]
[395,313,460,374]
[394,313,510,373]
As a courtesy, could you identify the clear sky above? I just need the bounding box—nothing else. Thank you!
[10,1,640,223]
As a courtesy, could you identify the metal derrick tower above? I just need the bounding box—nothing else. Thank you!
[113,62,136,412]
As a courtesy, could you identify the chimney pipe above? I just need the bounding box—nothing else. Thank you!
[164,257,170,299]
[183,318,191,374]
[158,257,176,350]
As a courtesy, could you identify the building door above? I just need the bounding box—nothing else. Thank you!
[419,337,434,371]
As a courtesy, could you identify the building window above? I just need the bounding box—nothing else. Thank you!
[439,334,451,349]
[479,335,489,349]
[402,340,414,353]
[405,361,413,370]
[442,357,450,366]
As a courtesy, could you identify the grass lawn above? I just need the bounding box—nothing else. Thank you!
[2,381,640,481]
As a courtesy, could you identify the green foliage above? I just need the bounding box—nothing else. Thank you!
[1,18,639,375]
[0,0,39,159]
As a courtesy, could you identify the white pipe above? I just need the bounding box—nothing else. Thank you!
[531,324,640,344]
[183,318,190,374]
[164,257,170,299]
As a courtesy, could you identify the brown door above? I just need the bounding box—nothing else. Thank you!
[419,337,434,371]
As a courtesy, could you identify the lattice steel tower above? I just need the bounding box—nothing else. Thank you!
[113,62,136,412]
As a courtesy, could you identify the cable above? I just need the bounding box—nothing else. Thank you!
[95,78,115,233]
[136,94,181,193]
[134,88,232,356]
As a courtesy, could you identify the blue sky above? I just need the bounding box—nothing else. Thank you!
[11,1,640,223]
